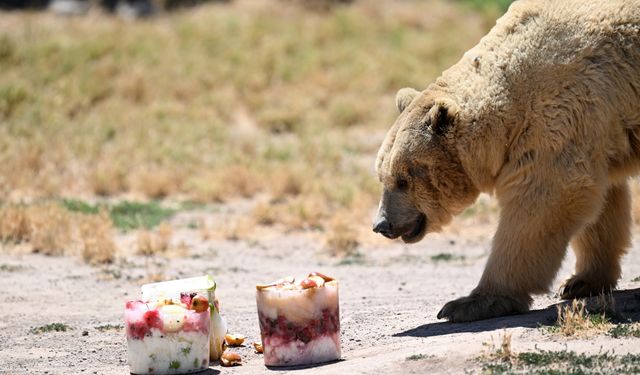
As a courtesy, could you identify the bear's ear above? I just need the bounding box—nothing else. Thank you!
[427,101,458,136]
[395,87,420,113]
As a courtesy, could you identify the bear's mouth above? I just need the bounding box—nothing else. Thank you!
[401,213,427,243]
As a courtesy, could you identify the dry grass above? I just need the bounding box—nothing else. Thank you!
[28,204,73,255]
[79,211,117,265]
[136,222,173,255]
[631,179,640,227]
[549,299,612,337]
[481,330,515,364]
[252,200,278,226]
[325,210,360,256]
[0,203,72,255]
[219,216,256,241]
[0,205,30,243]
[0,203,117,263]
[0,0,493,245]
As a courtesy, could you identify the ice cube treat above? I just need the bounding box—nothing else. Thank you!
[141,276,227,361]
[125,294,210,375]
[256,272,341,367]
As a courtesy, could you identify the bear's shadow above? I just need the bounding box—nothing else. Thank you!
[395,288,640,338]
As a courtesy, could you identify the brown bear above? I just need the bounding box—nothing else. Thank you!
[373,0,640,322]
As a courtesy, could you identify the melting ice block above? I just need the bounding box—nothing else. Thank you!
[125,296,210,375]
[256,272,341,367]
[141,276,227,361]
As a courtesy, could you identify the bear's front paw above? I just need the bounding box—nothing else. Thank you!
[437,294,530,322]
[560,276,614,300]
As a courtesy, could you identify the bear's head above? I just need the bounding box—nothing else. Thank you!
[373,87,480,243]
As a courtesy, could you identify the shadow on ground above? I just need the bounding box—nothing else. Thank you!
[266,359,344,371]
[396,288,640,338]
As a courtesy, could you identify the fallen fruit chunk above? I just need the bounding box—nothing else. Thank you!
[225,333,245,346]
[253,342,263,354]
[220,352,242,367]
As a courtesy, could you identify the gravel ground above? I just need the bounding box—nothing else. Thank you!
[2,214,640,374]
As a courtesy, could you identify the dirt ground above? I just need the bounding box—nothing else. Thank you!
[2,208,640,375]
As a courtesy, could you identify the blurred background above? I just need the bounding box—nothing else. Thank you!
[0,0,539,269]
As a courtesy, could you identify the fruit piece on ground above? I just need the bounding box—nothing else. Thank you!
[220,352,242,367]
[253,342,263,354]
[225,333,245,346]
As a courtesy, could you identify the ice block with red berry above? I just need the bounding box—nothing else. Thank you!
[125,293,210,375]
[140,276,227,361]
[256,272,341,367]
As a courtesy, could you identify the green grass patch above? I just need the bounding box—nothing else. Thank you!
[431,253,465,262]
[95,324,123,332]
[109,201,175,231]
[61,198,100,215]
[60,199,174,231]
[337,252,366,266]
[0,264,23,272]
[406,354,431,361]
[482,349,640,374]
[609,323,640,339]
[459,0,514,13]
[30,323,72,334]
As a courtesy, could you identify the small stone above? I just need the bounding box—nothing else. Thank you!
[82,330,89,336]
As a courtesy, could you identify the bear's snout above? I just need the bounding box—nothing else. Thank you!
[372,216,394,238]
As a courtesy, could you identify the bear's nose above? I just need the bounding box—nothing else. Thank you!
[373,217,393,237]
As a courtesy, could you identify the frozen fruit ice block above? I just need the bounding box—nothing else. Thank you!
[125,294,210,375]
[256,272,341,367]
[141,276,227,361]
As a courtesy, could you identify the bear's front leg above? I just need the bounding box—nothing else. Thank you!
[437,173,605,322]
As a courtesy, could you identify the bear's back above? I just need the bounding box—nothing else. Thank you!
[437,0,640,116]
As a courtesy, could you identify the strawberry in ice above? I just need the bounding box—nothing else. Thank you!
[256,272,341,367]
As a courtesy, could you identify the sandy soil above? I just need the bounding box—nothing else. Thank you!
[2,210,640,375]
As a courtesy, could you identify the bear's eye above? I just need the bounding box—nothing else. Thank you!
[396,178,409,191]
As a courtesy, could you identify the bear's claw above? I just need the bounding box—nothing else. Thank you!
[437,294,530,322]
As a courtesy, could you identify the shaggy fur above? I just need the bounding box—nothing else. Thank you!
[374,0,640,322]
